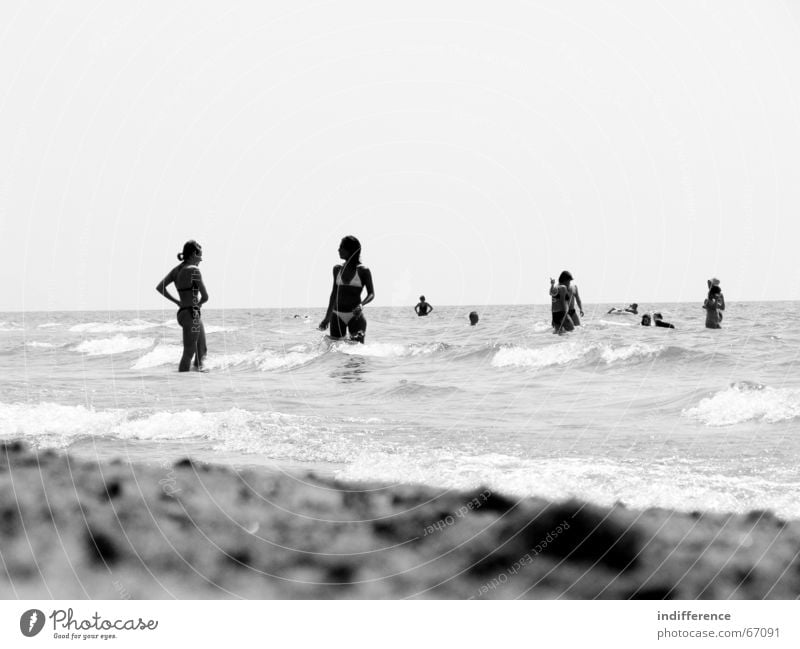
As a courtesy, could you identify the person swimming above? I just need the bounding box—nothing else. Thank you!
[155,240,208,372]
[704,285,723,329]
[550,271,575,334]
[608,303,639,315]
[415,296,433,316]
[318,235,375,343]
[653,312,675,329]
[469,311,479,326]
[641,313,652,326]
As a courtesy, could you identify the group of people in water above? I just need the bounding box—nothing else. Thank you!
[549,272,726,334]
[156,237,728,371]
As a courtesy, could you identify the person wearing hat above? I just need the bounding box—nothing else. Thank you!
[550,271,575,334]
[415,296,433,317]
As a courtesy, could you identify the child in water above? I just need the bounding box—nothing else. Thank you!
[704,285,723,329]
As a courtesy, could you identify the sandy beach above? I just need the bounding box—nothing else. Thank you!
[1,441,797,599]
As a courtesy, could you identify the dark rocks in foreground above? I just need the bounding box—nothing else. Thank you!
[0,442,797,599]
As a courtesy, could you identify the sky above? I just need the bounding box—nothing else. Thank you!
[1,0,799,311]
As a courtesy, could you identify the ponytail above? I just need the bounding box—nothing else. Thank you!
[178,240,201,263]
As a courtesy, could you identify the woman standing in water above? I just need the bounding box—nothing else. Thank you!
[156,240,209,371]
[318,235,375,343]
[549,271,575,334]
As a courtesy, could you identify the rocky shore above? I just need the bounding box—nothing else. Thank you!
[1,442,797,598]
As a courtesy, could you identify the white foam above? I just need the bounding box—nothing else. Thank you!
[131,344,184,369]
[683,384,800,426]
[131,344,319,371]
[331,341,446,358]
[599,342,662,363]
[25,341,59,349]
[159,319,238,334]
[337,452,800,520]
[70,319,161,333]
[0,402,350,462]
[37,322,61,328]
[73,335,155,356]
[492,340,664,369]
[491,341,594,369]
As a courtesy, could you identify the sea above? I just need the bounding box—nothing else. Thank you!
[1,302,799,519]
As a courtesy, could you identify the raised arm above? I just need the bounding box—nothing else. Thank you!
[155,267,180,307]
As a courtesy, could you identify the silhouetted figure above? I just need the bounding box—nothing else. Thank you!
[550,271,575,334]
[415,296,433,316]
[469,311,479,326]
[319,235,375,343]
[156,240,208,372]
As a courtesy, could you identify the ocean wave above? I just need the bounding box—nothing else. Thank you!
[25,341,62,349]
[491,340,664,369]
[0,322,23,332]
[380,380,463,398]
[330,340,450,358]
[131,343,319,371]
[69,319,161,333]
[0,402,359,462]
[683,382,800,426]
[37,322,61,328]
[73,335,155,356]
[159,319,239,333]
[336,453,800,519]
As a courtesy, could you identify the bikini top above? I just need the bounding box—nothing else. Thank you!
[176,265,200,293]
[335,265,363,288]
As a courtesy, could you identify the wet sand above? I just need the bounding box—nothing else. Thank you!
[1,442,797,599]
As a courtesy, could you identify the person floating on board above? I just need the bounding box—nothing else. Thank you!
[703,285,723,329]
[318,235,375,343]
[156,240,209,372]
[608,303,639,315]
[469,311,479,326]
[415,296,433,316]
[550,271,575,334]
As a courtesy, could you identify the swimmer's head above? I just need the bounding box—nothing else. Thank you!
[338,235,361,264]
[653,312,663,321]
[558,270,573,285]
[469,311,479,325]
[178,240,202,262]
[419,296,425,301]
[641,314,651,326]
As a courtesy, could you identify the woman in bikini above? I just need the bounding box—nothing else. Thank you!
[156,240,209,371]
[318,235,375,343]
